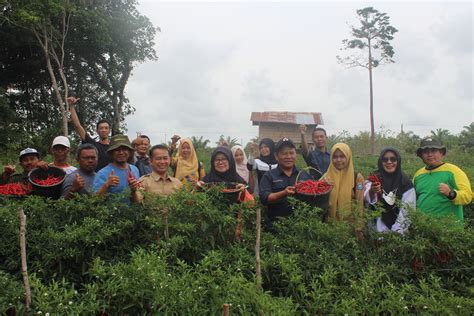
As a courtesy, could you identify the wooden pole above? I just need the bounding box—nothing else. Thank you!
[19,208,31,313]
[223,303,230,316]
[163,208,169,241]
[255,208,262,290]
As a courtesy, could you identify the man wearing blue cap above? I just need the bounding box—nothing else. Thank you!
[0,148,48,185]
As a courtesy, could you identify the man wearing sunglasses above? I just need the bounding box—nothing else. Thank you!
[413,137,472,224]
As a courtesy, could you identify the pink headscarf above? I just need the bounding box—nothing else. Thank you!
[231,145,249,183]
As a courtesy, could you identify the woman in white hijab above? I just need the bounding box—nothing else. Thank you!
[231,145,255,193]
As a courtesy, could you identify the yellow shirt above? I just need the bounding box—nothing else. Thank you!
[136,171,183,203]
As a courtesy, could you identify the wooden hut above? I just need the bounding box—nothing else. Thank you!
[250,111,324,146]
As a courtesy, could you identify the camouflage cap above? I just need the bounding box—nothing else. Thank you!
[107,134,134,153]
[416,137,446,157]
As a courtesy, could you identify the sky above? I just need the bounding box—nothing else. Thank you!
[125,0,473,145]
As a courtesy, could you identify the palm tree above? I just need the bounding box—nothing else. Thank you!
[430,128,450,143]
[459,123,474,149]
[216,135,239,147]
[191,136,210,150]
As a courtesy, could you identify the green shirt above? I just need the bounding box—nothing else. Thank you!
[413,163,472,222]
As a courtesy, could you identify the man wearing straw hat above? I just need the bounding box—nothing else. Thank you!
[92,135,140,201]
[413,137,472,223]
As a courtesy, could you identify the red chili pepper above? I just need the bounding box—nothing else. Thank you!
[296,180,331,195]
[33,175,62,186]
[127,170,141,187]
[367,173,381,187]
[0,183,30,196]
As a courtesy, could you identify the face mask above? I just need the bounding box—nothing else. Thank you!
[382,190,397,206]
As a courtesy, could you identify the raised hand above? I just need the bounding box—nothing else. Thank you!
[67,96,80,109]
[128,170,140,191]
[250,142,259,155]
[171,135,181,144]
[299,124,307,135]
[3,164,16,175]
[70,173,86,192]
[285,186,296,196]
[106,170,120,188]
[36,161,49,170]
[369,182,382,195]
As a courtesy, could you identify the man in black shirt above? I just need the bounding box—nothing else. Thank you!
[68,96,111,171]
[259,138,311,224]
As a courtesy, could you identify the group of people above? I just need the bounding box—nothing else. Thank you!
[1,96,472,236]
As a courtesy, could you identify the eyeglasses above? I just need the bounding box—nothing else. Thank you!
[214,158,228,163]
[382,157,397,163]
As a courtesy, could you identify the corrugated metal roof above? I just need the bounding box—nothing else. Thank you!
[250,112,323,125]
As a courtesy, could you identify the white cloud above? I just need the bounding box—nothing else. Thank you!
[125,1,473,144]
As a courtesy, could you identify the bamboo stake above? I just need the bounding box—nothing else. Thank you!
[255,208,262,290]
[235,212,242,242]
[19,208,31,313]
[223,303,230,316]
[162,208,169,241]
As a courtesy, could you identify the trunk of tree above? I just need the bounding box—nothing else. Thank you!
[113,62,132,135]
[368,39,375,155]
[36,28,69,136]
[44,42,68,136]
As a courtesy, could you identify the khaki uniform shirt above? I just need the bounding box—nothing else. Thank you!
[137,171,183,202]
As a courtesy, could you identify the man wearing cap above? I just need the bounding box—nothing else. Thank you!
[299,124,330,179]
[68,96,112,171]
[92,134,140,200]
[259,137,312,226]
[0,148,48,185]
[413,137,472,223]
[61,143,99,199]
[50,136,77,174]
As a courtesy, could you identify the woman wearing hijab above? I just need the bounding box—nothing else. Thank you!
[170,138,205,185]
[247,138,278,193]
[198,147,252,204]
[231,145,255,193]
[323,143,365,239]
[364,148,416,234]
[202,147,246,185]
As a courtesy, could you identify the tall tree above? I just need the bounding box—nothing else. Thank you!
[0,0,157,143]
[71,0,157,134]
[337,7,398,154]
[2,0,73,136]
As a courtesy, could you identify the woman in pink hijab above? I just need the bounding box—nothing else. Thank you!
[231,145,255,193]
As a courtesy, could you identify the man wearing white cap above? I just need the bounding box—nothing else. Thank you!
[0,148,48,185]
[50,136,77,174]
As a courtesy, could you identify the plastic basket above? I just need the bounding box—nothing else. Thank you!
[294,168,332,210]
[203,182,243,205]
[28,166,66,200]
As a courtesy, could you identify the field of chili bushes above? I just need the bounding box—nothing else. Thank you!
[1,131,473,314]
[1,183,473,314]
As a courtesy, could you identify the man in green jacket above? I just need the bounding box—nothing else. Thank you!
[413,137,472,222]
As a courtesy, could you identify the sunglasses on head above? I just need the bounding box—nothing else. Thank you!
[382,157,397,163]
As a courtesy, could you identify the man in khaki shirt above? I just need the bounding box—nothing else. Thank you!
[134,144,183,203]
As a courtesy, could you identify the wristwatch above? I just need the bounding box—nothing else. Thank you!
[448,190,457,200]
